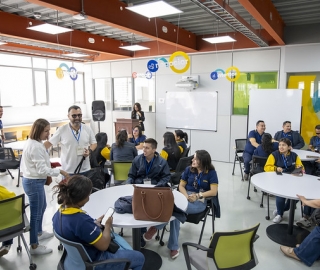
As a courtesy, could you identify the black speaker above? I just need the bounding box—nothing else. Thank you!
[92,100,105,121]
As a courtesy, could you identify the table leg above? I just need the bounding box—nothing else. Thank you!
[132,228,162,270]
[287,199,295,234]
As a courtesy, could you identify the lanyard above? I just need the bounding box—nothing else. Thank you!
[282,131,289,138]
[196,172,203,189]
[70,124,81,142]
[144,157,154,176]
[281,154,288,169]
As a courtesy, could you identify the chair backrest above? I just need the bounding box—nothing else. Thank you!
[0,147,17,162]
[111,161,132,181]
[170,155,194,186]
[251,155,268,175]
[4,131,18,143]
[181,146,191,158]
[209,223,260,270]
[0,194,25,237]
[235,139,247,153]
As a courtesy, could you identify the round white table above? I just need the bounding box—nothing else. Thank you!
[252,172,320,247]
[5,140,27,151]
[83,184,188,270]
[291,149,320,161]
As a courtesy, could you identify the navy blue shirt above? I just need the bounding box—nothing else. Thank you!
[309,136,320,148]
[244,130,264,155]
[129,135,146,146]
[181,166,218,193]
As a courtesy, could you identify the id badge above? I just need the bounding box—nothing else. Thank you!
[77,146,84,156]
[143,177,151,182]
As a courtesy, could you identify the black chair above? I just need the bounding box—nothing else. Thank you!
[181,146,191,158]
[232,139,247,180]
[0,147,21,186]
[54,230,131,270]
[170,155,194,188]
[0,194,36,270]
[247,155,267,201]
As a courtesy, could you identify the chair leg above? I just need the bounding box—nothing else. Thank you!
[16,167,21,187]
[232,156,237,175]
[119,228,124,236]
[265,194,270,220]
[239,161,244,181]
[20,233,35,266]
[260,192,264,208]
[247,174,251,200]
[7,169,14,179]
[158,226,166,246]
[198,215,208,245]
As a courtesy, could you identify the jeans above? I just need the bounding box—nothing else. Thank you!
[243,151,253,174]
[96,249,145,270]
[294,225,320,267]
[155,191,207,250]
[22,178,46,245]
[303,206,315,217]
[275,197,298,216]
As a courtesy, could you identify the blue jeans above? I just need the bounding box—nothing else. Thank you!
[243,151,252,174]
[155,192,207,250]
[275,197,298,216]
[303,206,315,217]
[294,225,320,266]
[96,249,145,270]
[22,178,46,245]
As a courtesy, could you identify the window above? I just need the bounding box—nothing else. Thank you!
[74,73,85,103]
[94,78,112,110]
[34,70,48,105]
[113,77,132,111]
[0,53,31,68]
[48,70,74,106]
[0,66,34,107]
[134,77,155,112]
[32,58,47,69]
[233,72,278,115]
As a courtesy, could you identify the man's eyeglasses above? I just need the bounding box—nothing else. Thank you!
[316,133,320,135]
[71,114,82,119]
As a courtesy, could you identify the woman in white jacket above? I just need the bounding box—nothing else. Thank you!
[21,118,69,255]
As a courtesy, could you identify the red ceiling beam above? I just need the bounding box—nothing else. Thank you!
[238,0,285,45]
[0,11,132,59]
[27,0,197,52]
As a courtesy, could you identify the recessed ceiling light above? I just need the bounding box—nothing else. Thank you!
[27,23,73,35]
[0,41,7,45]
[64,53,89,57]
[126,0,183,18]
[119,45,150,51]
[202,36,236,44]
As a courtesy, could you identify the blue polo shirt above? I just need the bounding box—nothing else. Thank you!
[244,130,264,155]
[129,135,146,146]
[180,166,218,193]
[52,207,103,261]
[309,136,320,148]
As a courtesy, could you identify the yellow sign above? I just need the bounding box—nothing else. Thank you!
[168,51,190,74]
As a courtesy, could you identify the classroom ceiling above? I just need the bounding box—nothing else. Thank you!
[0,0,319,62]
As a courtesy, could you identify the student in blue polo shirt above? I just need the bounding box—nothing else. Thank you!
[52,175,144,270]
[274,121,305,149]
[243,120,266,180]
[128,125,146,150]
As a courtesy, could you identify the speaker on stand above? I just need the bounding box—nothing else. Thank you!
[92,100,105,133]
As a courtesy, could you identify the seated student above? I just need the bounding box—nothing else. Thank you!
[111,130,137,161]
[90,132,110,185]
[264,138,304,224]
[128,125,146,150]
[174,129,188,152]
[0,185,16,257]
[274,121,305,149]
[307,125,320,176]
[52,175,145,270]
[253,133,279,158]
[160,132,183,171]
[243,120,266,180]
[280,194,320,267]
[143,150,218,259]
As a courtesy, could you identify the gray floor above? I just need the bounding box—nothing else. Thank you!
[1,161,319,270]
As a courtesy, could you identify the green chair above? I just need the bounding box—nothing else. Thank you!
[111,161,132,185]
[182,223,260,270]
[0,194,36,270]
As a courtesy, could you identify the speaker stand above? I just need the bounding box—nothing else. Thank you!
[98,121,101,133]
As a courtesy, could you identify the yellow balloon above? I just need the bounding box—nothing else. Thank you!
[56,67,64,79]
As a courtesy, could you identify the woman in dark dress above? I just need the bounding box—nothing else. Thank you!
[131,103,145,131]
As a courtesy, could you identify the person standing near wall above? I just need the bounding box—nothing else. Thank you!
[131,103,145,132]
[44,105,97,175]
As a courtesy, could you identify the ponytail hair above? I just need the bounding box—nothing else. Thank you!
[175,129,188,144]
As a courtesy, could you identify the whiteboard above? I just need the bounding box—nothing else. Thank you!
[166,91,218,131]
[248,89,302,137]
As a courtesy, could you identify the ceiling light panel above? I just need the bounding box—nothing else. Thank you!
[202,36,236,44]
[27,23,73,35]
[126,1,183,18]
[119,45,150,51]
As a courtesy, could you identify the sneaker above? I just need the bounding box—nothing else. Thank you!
[296,217,311,228]
[273,215,283,223]
[280,246,300,261]
[140,238,146,248]
[30,245,53,255]
[273,209,278,217]
[0,245,11,257]
[244,173,249,180]
[170,249,180,259]
[38,231,54,241]
[143,226,157,241]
